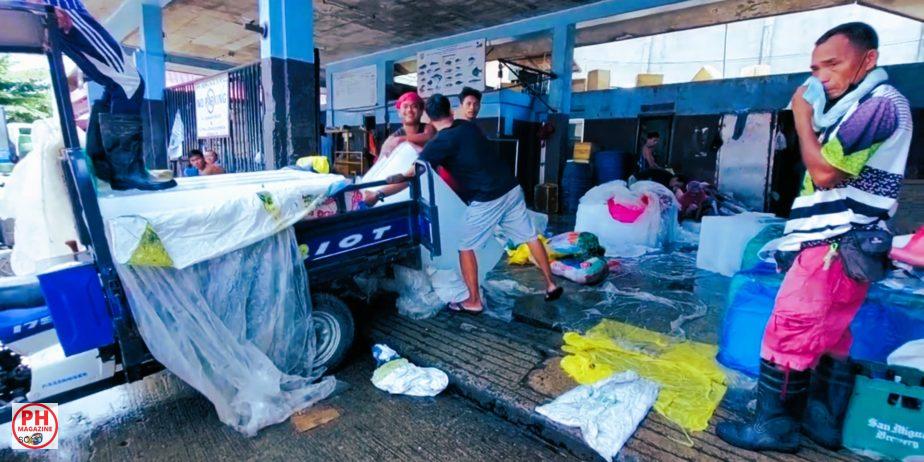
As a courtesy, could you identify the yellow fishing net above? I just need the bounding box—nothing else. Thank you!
[560,319,727,433]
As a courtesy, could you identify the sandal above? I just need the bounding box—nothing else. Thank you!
[545,286,564,302]
[447,301,483,315]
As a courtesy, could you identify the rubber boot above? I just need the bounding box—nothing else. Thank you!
[85,100,113,183]
[99,113,177,191]
[717,360,810,453]
[803,356,855,450]
[890,226,924,268]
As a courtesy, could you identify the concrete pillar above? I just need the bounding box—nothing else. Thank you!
[544,23,575,186]
[259,0,317,169]
[376,60,394,126]
[136,0,168,169]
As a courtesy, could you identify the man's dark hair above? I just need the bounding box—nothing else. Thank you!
[425,93,453,120]
[459,86,482,102]
[188,149,204,159]
[816,22,878,50]
[646,132,660,139]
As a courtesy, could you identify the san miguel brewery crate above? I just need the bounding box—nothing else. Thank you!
[843,361,924,460]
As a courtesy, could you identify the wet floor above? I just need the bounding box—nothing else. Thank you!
[0,356,579,462]
[487,216,732,345]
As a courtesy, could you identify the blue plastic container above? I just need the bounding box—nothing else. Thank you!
[37,262,114,356]
[717,265,924,377]
[593,150,630,185]
[562,160,593,214]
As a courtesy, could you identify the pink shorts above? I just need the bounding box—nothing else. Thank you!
[760,245,870,371]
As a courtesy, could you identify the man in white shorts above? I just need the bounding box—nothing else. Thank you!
[388,94,563,313]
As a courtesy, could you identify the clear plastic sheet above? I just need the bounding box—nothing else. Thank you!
[116,229,336,436]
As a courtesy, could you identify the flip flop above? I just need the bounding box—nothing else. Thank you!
[447,301,483,315]
[545,286,564,302]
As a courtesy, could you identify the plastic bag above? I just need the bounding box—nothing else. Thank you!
[561,319,727,432]
[575,181,682,257]
[0,119,82,276]
[506,235,548,265]
[116,229,336,436]
[696,213,783,276]
[382,265,445,320]
[370,344,448,397]
[536,371,658,461]
[887,340,924,372]
[551,257,608,285]
[547,232,606,260]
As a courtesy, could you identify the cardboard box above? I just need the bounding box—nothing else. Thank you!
[586,70,611,90]
[636,73,664,87]
[572,78,587,93]
[573,142,593,161]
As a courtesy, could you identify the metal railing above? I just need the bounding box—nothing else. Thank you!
[164,63,264,174]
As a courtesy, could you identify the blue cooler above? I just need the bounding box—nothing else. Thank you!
[37,262,114,356]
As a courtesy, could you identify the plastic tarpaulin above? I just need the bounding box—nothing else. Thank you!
[561,319,727,432]
[0,119,82,276]
[98,170,347,269]
[575,181,683,258]
[116,229,336,436]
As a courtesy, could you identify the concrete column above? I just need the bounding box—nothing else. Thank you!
[137,0,167,169]
[376,60,394,126]
[259,0,317,169]
[544,23,575,186]
[326,68,335,127]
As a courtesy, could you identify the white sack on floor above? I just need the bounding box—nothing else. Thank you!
[887,340,924,372]
[696,212,783,276]
[371,344,448,397]
[575,180,682,258]
[536,371,659,461]
[0,119,81,276]
[361,142,504,291]
[116,229,336,436]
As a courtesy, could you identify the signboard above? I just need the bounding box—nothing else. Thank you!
[333,65,377,110]
[416,39,485,98]
[195,74,229,138]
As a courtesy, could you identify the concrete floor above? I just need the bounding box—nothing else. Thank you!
[0,356,579,462]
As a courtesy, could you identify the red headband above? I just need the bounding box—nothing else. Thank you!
[395,91,423,110]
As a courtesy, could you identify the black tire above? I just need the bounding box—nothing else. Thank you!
[312,293,355,372]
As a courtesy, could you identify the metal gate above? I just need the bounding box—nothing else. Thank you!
[164,63,264,174]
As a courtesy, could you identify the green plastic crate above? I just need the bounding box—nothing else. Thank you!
[843,362,924,460]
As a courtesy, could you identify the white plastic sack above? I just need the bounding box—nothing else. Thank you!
[887,340,924,372]
[98,170,346,269]
[536,371,659,461]
[696,212,783,276]
[116,229,336,436]
[575,180,681,257]
[0,119,82,276]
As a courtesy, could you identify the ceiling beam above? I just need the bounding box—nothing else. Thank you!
[104,0,174,43]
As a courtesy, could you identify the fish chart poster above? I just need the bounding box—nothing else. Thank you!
[416,40,485,98]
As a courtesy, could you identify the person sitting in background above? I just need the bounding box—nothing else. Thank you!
[202,149,225,175]
[185,149,205,177]
[457,87,482,122]
[378,92,436,160]
[638,132,661,171]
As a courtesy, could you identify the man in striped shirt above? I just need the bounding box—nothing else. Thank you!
[718,23,912,453]
[32,0,175,190]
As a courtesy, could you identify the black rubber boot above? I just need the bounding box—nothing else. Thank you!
[99,113,177,191]
[803,356,855,450]
[86,100,113,183]
[717,360,810,453]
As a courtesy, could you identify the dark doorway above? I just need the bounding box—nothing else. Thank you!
[637,115,673,171]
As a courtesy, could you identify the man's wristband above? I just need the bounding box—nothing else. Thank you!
[376,191,386,202]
